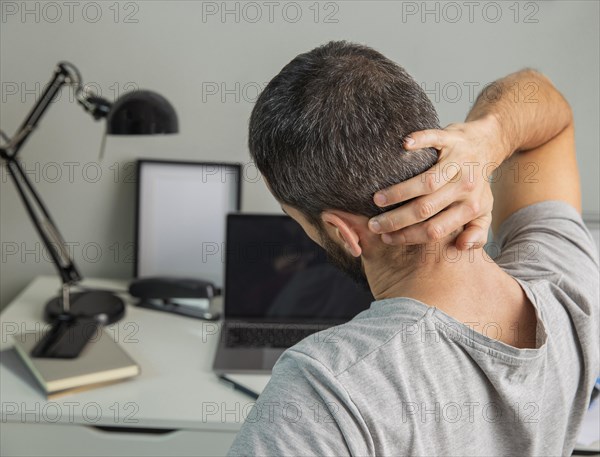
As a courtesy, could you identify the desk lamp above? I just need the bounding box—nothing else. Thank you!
[0,62,178,358]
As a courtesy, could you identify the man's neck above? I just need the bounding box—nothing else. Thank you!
[364,242,523,323]
[362,240,539,349]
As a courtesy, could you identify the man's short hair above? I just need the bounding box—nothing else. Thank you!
[249,41,440,225]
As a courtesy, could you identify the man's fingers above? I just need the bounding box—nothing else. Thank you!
[371,179,463,234]
[381,203,478,245]
[455,215,492,250]
[404,129,450,150]
[455,225,488,250]
[373,156,460,209]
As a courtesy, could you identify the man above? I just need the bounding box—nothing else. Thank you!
[228,41,599,456]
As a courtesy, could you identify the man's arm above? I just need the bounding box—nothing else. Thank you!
[369,69,579,244]
[465,69,580,232]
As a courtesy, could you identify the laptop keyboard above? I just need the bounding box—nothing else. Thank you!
[225,325,326,348]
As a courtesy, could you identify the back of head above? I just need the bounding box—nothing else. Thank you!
[249,41,440,225]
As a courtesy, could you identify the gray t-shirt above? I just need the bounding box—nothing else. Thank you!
[228,201,599,456]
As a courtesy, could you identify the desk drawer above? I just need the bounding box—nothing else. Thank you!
[0,422,236,456]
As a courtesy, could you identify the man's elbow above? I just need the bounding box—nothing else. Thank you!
[523,67,574,127]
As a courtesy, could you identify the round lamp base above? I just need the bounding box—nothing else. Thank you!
[45,290,125,325]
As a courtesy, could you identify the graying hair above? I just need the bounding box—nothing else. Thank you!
[249,41,440,225]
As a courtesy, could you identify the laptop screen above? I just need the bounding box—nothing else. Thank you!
[224,214,374,320]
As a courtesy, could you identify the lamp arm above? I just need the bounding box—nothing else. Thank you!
[0,62,101,286]
[1,62,110,160]
[3,64,71,159]
[4,157,82,285]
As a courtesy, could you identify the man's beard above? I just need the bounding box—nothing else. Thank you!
[318,226,370,290]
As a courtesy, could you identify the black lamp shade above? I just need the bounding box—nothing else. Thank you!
[107,90,178,135]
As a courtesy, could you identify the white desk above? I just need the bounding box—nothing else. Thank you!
[0,276,256,456]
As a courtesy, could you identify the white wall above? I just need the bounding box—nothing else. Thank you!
[1,0,599,308]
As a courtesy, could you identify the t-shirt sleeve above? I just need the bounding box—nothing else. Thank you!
[492,200,599,313]
[227,349,372,457]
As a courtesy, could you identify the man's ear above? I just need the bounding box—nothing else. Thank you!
[321,211,362,257]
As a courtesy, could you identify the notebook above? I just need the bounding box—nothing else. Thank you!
[13,328,140,398]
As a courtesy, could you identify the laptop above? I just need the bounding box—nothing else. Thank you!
[212,214,374,374]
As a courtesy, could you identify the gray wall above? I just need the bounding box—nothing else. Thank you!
[1,0,599,308]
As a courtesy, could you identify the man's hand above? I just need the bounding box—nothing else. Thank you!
[368,116,509,250]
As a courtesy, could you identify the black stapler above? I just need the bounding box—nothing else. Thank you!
[128,277,221,321]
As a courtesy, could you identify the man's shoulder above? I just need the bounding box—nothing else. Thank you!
[493,200,598,272]
[492,200,599,314]
[280,299,432,378]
